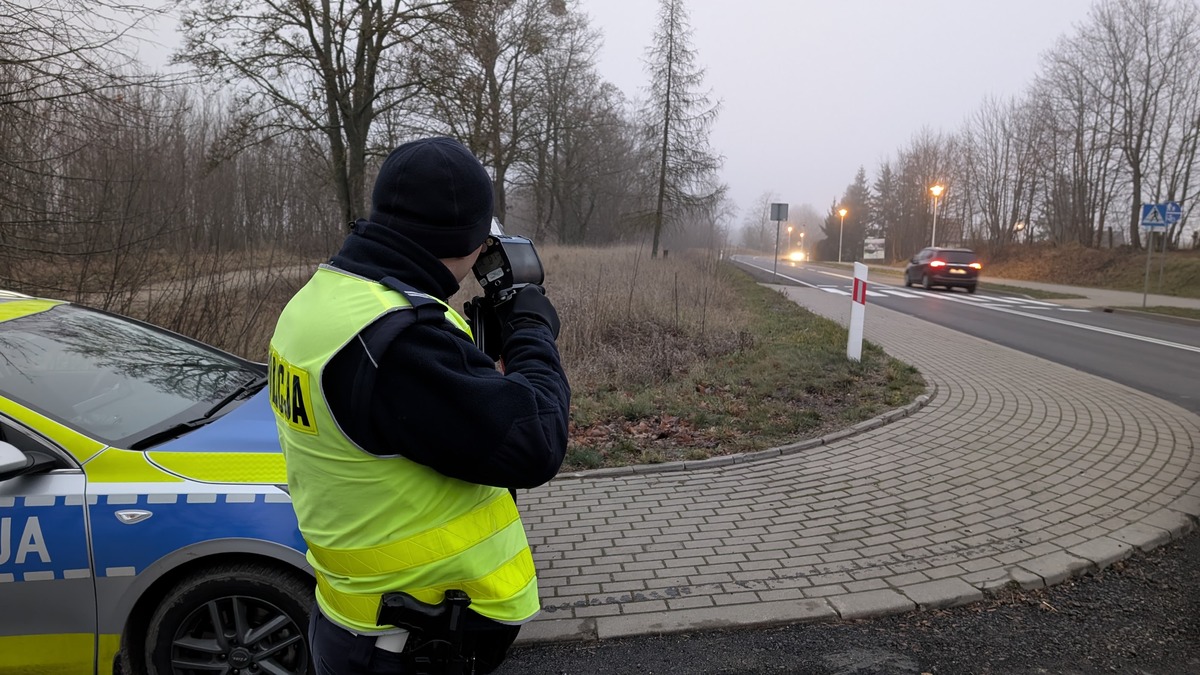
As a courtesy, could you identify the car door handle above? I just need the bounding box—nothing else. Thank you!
[115,510,153,525]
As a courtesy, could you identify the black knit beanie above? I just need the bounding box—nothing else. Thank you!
[368,137,494,258]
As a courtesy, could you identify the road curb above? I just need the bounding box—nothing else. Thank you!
[552,384,940,482]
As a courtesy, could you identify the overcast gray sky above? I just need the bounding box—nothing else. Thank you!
[580,0,1099,221]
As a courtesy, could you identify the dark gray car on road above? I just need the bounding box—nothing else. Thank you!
[904,247,982,292]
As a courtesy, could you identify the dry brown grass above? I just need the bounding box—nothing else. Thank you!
[6,248,319,355]
[976,243,1200,298]
[450,245,752,392]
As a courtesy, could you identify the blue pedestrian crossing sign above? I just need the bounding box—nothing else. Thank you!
[1140,203,1167,230]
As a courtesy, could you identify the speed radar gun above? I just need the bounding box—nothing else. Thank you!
[463,233,545,360]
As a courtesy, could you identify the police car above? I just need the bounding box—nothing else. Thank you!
[0,290,312,674]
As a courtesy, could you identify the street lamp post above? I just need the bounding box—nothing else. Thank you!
[837,208,848,263]
[929,185,944,247]
[787,225,793,251]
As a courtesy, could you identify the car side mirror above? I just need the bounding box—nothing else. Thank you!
[0,442,56,482]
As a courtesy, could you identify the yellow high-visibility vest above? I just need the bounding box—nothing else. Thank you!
[268,265,539,632]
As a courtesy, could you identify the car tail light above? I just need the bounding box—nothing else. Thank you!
[929,260,946,268]
[969,262,982,270]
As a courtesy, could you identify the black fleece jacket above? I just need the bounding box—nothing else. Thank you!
[320,220,570,489]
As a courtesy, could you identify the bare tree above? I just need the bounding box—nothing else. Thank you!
[960,96,1044,248]
[885,129,959,256]
[173,0,451,226]
[0,0,159,106]
[517,6,624,244]
[405,0,571,223]
[1053,0,1200,248]
[1,0,164,289]
[1150,11,1200,248]
[639,0,724,258]
[738,191,777,252]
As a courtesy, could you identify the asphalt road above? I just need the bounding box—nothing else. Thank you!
[732,256,1200,414]
[502,534,1199,674]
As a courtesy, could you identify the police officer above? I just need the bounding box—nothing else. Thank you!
[269,137,570,674]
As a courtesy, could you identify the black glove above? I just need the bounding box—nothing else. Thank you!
[497,284,561,342]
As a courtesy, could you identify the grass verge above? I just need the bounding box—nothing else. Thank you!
[564,265,926,471]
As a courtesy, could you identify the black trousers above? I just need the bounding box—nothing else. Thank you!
[309,606,521,674]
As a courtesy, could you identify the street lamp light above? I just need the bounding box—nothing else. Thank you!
[929,185,944,247]
[837,208,848,263]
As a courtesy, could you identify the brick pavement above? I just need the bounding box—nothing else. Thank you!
[515,285,1200,643]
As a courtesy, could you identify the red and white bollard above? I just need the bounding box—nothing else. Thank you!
[848,262,868,361]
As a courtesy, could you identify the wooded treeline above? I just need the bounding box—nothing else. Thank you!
[814,0,1200,263]
[1,0,728,307]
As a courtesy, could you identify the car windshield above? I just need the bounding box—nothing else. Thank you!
[940,251,978,264]
[0,302,261,447]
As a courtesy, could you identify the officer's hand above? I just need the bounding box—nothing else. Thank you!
[498,285,561,342]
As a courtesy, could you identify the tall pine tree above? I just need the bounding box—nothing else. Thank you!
[640,0,724,258]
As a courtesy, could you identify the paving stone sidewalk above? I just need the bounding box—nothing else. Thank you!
[515,286,1200,644]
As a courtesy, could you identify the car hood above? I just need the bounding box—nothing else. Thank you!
[153,388,281,455]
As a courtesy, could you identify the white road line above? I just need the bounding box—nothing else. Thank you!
[969,294,1060,307]
[734,257,1198,354]
[932,292,1200,354]
[821,287,851,296]
[884,290,921,298]
[735,259,820,288]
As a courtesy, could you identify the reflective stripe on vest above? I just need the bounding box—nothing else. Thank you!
[269,266,540,631]
[305,492,520,576]
[315,548,537,629]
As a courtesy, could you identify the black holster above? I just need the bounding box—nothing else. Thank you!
[377,590,473,675]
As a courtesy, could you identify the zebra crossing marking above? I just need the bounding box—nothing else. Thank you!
[817,284,1074,311]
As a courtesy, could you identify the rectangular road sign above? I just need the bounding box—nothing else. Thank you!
[1140,203,1166,230]
[770,203,788,221]
[1164,201,1182,225]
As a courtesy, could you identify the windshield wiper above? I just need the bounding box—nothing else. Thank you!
[129,420,206,450]
[128,375,267,450]
[199,374,268,420]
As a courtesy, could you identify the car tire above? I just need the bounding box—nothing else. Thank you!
[922,274,933,290]
[145,563,313,675]
[967,284,977,294]
[904,273,913,288]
